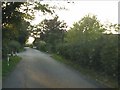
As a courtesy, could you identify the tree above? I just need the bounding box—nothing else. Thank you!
[2,2,27,58]
[33,16,67,52]
[57,14,118,80]
[2,2,53,58]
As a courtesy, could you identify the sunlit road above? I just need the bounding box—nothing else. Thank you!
[3,47,105,88]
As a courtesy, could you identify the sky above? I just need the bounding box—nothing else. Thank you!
[27,0,119,44]
[31,1,118,28]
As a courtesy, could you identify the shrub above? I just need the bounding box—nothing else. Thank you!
[8,40,21,54]
[36,41,47,52]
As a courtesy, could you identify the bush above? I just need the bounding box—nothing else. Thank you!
[36,41,47,52]
[8,40,21,54]
[100,35,118,79]
[2,39,9,58]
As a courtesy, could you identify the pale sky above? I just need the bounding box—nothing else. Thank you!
[31,1,118,29]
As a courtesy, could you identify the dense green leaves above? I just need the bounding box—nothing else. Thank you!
[35,41,46,52]
[2,2,52,58]
[34,16,67,53]
[2,1,118,86]
[58,15,118,80]
[2,2,29,58]
[8,40,21,54]
[33,15,118,81]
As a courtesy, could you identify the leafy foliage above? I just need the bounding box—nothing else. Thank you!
[35,41,47,52]
[8,40,21,54]
[58,15,118,80]
[35,15,118,83]
[2,2,29,58]
[33,16,67,53]
[2,2,52,58]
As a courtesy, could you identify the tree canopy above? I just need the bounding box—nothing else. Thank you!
[33,15,118,83]
[2,2,52,58]
[2,1,119,87]
[33,16,67,52]
[58,15,118,80]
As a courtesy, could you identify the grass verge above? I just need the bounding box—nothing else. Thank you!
[2,56,21,79]
[52,54,118,88]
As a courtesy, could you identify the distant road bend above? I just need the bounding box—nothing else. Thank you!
[3,47,106,88]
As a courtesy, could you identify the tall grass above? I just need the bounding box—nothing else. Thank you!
[2,56,21,79]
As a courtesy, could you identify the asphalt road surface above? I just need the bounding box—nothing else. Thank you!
[3,47,105,88]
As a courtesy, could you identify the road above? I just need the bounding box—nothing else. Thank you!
[3,47,105,88]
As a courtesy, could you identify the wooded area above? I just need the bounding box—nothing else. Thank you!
[2,2,119,87]
[2,2,51,58]
[33,14,119,81]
